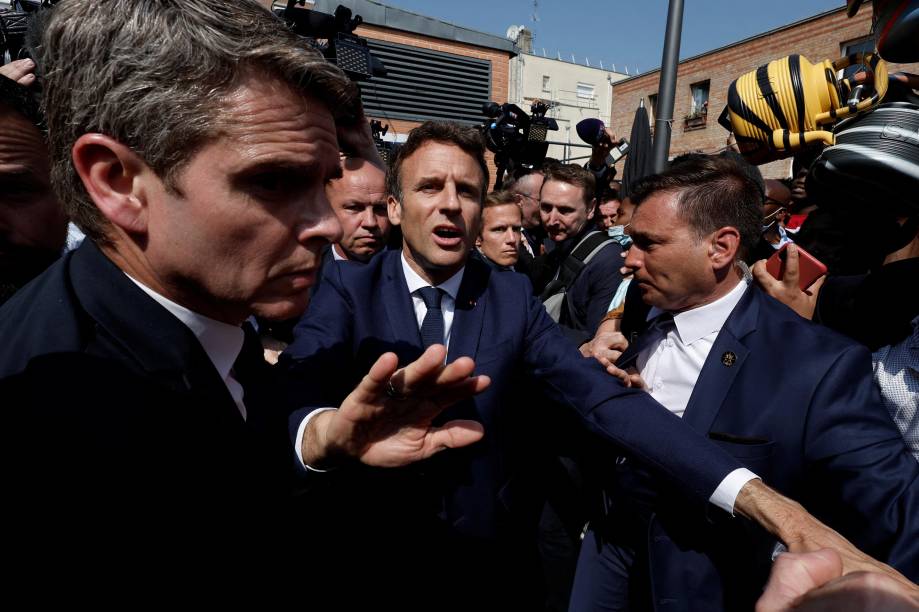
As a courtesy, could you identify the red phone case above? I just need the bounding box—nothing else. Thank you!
[765,244,827,291]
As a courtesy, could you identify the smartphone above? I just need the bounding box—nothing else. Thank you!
[765,243,827,291]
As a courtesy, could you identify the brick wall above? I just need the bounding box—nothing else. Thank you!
[356,23,512,181]
[610,7,919,178]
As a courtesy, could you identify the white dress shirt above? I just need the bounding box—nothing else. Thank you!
[638,279,749,418]
[125,274,248,420]
[636,278,758,513]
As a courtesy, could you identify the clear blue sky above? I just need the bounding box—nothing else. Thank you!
[380,0,843,74]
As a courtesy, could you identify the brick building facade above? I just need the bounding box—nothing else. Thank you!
[609,4,919,178]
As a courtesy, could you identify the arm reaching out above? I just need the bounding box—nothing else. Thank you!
[736,480,918,594]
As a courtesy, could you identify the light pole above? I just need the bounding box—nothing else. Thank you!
[651,0,685,172]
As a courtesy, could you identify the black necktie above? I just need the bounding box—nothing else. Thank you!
[619,312,675,368]
[418,287,445,348]
[232,321,265,392]
[648,312,676,339]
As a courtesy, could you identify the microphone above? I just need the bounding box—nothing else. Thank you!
[576,118,606,145]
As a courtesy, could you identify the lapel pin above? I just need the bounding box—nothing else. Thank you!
[721,351,737,367]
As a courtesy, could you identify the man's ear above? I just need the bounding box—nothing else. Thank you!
[387,194,402,226]
[587,198,597,220]
[72,134,151,235]
[710,226,741,270]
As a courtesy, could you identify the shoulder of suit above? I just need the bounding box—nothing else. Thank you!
[753,286,865,356]
[0,251,87,377]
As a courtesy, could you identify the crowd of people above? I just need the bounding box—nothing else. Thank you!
[1,0,916,609]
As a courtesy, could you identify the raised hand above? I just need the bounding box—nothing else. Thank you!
[302,344,490,468]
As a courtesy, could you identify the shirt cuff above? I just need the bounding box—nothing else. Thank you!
[709,468,759,516]
[295,407,338,472]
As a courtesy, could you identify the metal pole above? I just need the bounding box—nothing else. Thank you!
[651,0,684,173]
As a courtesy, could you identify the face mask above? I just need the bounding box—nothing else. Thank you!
[607,225,632,247]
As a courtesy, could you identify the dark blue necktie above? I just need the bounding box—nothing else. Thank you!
[418,286,445,348]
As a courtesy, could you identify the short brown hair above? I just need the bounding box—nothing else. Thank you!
[386,121,489,204]
[542,163,596,206]
[630,154,763,259]
[484,190,519,210]
[39,0,360,244]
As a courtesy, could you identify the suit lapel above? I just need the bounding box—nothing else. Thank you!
[682,286,759,433]
[380,252,425,362]
[71,241,245,427]
[447,257,490,363]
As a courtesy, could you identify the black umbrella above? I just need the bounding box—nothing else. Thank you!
[620,100,654,199]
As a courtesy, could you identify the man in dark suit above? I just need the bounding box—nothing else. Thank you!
[531,163,624,345]
[0,0,488,590]
[281,121,908,606]
[573,154,919,610]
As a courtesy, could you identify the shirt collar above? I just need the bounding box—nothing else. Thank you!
[400,252,464,301]
[331,245,347,261]
[647,279,750,345]
[124,274,244,382]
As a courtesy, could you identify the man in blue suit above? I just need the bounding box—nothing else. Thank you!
[572,154,919,611]
[281,122,909,607]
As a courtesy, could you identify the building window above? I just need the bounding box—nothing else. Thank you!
[576,82,595,100]
[542,75,551,92]
[684,81,709,129]
[689,80,710,117]
[841,36,875,56]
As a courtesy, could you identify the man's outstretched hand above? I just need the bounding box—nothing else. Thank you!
[302,344,490,468]
[757,549,919,611]
[736,480,917,598]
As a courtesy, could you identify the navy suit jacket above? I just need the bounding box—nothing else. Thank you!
[281,250,746,543]
[607,285,919,609]
[0,241,296,579]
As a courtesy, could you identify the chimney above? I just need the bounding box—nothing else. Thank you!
[517,27,533,53]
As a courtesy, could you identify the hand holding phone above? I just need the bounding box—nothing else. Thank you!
[753,243,827,320]
[765,243,827,291]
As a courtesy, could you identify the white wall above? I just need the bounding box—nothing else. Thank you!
[509,53,628,163]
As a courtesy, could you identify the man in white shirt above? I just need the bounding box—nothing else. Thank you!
[573,154,919,610]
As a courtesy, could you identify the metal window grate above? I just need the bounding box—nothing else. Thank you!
[359,38,492,125]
